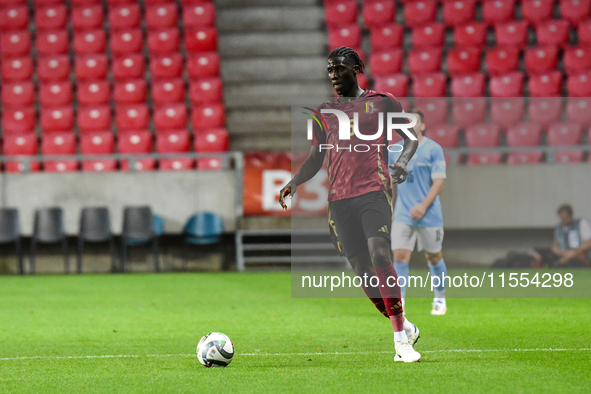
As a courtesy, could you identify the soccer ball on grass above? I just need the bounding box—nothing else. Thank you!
[196,332,234,367]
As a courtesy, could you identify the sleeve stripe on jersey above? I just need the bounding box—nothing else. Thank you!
[431,172,447,179]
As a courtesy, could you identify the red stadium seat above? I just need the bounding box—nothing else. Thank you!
[44,160,79,172]
[39,81,73,108]
[34,0,69,5]
[362,0,395,28]
[183,3,216,27]
[443,0,476,27]
[373,75,409,97]
[75,54,109,80]
[483,0,515,25]
[566,97,591,126]
[113,80,148,104]
[197,158,223,170]
[145,4,178,29]
[560,0,590,27]
[72,5,104,30]
[1,82,35,108]
[465,123,501,147]
[467,152,503,165]
[72,0,104,4]
[195,128,230,152]
[187,53,221,78]
[564,46,591,75]
[414,97,449,125]
[106,0,138,4]
[528,72,563,97]
[2,108,35,134]
[1,57,33,82]
[507,151,543,164]
[451,73,486,97]
[408,48,442,75]
[185,28,218,52]
[411,23,445,48]
[80,131,115,154]
[447,47,481,76]
[81,160,117,172]
[1,31,31,57]
[325,0,358,28]
[328,25,362,50]
[112,54,145,80]
[147,29,181,55]
[547,122,583,146]
[566,71,591,97]
[41,132,76,156]
[527,98,562,127]
[537,20,570,47]
[192,104,226,131]
[403,1,437,28]
[153,104,188,132]
[40,107,75,133]
[369,24,404,50]
[73,30,107,55]
[156,130,191,158]
[506,123,542,146]
[494,21,528,48]
[159,158,195,171]
[412,73,447,97]
[150,54,183,80]
[454,22,487,48]
[189,78,223,105]
[78,106,111,133]
[116,105,150,131]
[485,47,520,76]
[118,130,155,171]
[37,55,70,81]
[427,124,460,148]
[452,98,487,128]
[521,0,553,27]
[490,97,525,129]
[110,29,143,55]
[0,6,29,30]
[35,5,67,30]
[489,71,524,97]
[4,134,40,173]
[369,49,403,76]
[108,4,141,30]
[554,150,584,163]
[78,81,111,106]
[524,46,559,74]
[578,19,591,45]
[151,79,185,105]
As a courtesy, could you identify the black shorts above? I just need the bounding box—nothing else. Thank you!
[328,191,393,258]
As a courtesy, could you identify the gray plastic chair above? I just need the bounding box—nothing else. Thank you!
[0,208,23,274]
[31,207,68,274]
[120,206,160,273]
[77,207,116,274]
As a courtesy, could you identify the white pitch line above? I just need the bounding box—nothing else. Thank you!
[0,348,590,362]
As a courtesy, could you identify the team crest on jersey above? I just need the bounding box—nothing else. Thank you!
[364,101,375,114]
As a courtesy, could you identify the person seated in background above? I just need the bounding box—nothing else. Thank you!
[534,204,591,267]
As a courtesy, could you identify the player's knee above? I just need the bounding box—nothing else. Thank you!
[370,246,391,268]
[426,251,443,265]
[394,249,411,263]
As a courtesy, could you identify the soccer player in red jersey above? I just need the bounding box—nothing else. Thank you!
[279,47,422,362]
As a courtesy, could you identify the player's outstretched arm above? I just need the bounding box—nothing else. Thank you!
[279,146,326,211]
[389,127,418,184]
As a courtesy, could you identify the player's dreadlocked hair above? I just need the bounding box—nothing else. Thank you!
[328,47,365,74]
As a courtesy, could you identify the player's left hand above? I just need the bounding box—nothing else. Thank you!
[410,203,427,220]
[389,162,408,184]
[559,250,578,265]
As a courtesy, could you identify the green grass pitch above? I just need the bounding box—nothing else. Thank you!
[0,272,590,393]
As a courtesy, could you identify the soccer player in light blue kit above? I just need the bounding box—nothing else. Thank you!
[388,109,448,315]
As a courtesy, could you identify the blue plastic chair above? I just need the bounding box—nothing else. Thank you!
[182,212,224,267]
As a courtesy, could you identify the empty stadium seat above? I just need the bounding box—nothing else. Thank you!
[116,105,150,131]
[78,106,111,133]
[411,23,445,48]
[528,72,563,97]
[362,0,395,28]
[81,160,117,172]
[465,123,501,147]
[72,5,104,30]
[189,78,223,105]
[159,158,195,171]
[521,0,554,27]
[4,134,40,173]
[506,123,542,146]
[192,104,225,131]
[494,21,528,48]
[183,3,216,27]
[566,97,591,126]
[447,47,481,76]
[547,122,583,146]
[153,104,188,132]
[187,53,221,78]
[2,108,36,134]
[185,28,218,52]
[37,55,70,81]
[578,19,591,45]
[467,152,503,165]
[156,130,193,170]
[1,31,31,57]
[524,46,559,74]
[1,82,35,108]
[403,0,437,28]
[507,151,544,164]
[490,97,525,129]
[147,29,181,55]
[328,25,362,50]
[443,0,476,27]
[150,54,183,80]
[325,0,358,28]
[73,30,107,54]
[489,72,524,96]
[369,49,403,76]
[527,98,562,127]
[113,80,148,104]
[1,57,33,82]
[426,124,460,148]
[75,54,109,80]
[40,107,74,133]
[451,73,486,97]
[195,128,229,152]
[564,46,591,75]
[452,98,487,128]
[39,81,73,107]
[197,158,223,170]
[145,3,178,29]
[78,81,111,106]
[483,0,515,25]
[80,131,115,154]
[374,75,409,97]
[408,48,442,74]
[0,6,29,30]
[112,54,145,80]
[44,160,79,172]
[118,130,155,171]
[370,24,404,50]
[152,79,185,105]
[41,132,76,156]
[536,20,570,47]
[566,71,591,97]
[454,22,487,48]
[554,150,584,163]
[110,29,143,55]
[108,4,141,30]
[560,0,590,27]
[35,5,67,30]
[412,73,447,97]
[414,97,449,125]
[485,47,520,75]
